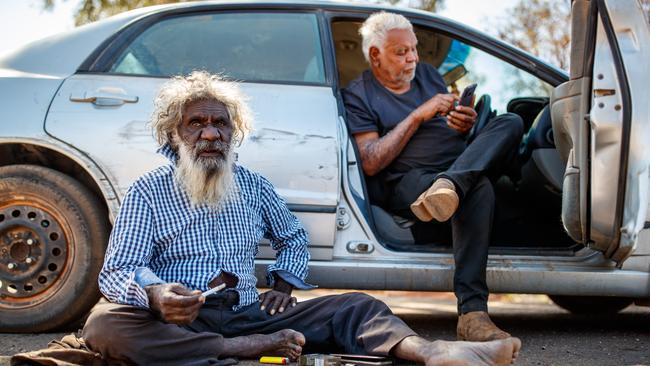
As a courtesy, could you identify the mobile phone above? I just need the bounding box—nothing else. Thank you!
[458,83,477,107]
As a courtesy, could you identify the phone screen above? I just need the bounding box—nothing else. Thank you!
[459,83,477,107]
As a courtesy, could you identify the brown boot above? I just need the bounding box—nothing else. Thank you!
[410,178,459,222]
[457,311,511,342]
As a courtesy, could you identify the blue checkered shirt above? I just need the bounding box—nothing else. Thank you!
[98,144,314,310]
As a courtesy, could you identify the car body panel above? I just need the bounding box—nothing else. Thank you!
[0,72,63,138]
[45,74,340,253]
[46,74,168,197]
[259,256,650,298]
[551,0,650,265]
[601,0,650,263]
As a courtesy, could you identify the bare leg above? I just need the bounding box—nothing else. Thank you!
[222,329,305,360]
[393,335,521,366]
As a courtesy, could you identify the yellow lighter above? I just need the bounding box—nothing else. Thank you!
[260,356,290,364]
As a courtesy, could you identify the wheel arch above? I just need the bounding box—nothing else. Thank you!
[0,139,119,228]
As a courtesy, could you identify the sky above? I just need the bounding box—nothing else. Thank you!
[0,0,517,57]
[0,0,78,57]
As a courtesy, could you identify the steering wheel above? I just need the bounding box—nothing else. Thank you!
[466,94,493,144]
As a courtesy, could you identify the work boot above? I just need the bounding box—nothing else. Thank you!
[457,311,511,342]
[410,178,459,222]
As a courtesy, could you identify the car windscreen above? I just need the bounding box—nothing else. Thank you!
[110,12,326,84]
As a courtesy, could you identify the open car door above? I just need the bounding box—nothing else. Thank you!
[551,0,650,265]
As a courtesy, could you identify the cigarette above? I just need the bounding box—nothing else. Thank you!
[201,283,226,297]
[259,356,289,364]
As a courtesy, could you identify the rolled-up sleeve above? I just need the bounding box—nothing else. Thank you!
[98,183,161,308]
[259,177,316,289]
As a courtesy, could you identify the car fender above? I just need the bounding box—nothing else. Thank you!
[0,136,120,224]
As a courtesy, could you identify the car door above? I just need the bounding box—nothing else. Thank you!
[44,9,340,259]
[551,0,650,264]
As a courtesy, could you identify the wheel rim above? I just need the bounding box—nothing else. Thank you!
[0,203,70,308]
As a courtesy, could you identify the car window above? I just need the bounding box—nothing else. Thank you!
[433,37,553,114]
[332,20,552,113]
[110,12,326,84]
[413,28,552,114]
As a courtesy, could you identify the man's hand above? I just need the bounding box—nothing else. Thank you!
[145,283,204,325]
[259,276,296,315]
[412,93,458,123]
[209,271,239,289]
[447,104,478,134]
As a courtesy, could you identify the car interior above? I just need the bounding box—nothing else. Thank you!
[331,19,580,254]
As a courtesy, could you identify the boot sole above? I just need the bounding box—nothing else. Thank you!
[423,188,459,222]
[410,192,433,222]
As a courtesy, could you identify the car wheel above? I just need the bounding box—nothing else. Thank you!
[0,164,109,332]
[548,295,633,315]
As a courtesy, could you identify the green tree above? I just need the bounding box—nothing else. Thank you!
[44,0,445,26]
[486,0,570,97]
[378,0,444,13]
[493,0,571,71]
[43,0,191,26]
[492,0,649,95]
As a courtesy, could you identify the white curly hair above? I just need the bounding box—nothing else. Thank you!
[151,70,252,147]
[359,11,413,63]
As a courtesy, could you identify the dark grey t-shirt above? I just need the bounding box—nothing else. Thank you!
[342,63,466,181]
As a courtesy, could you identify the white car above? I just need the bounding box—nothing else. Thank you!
[0,0,649,332]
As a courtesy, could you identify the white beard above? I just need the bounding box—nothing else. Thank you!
[174,137,236,208]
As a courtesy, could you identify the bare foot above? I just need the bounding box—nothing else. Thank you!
[222,329,305,360]
[425,337,522,366]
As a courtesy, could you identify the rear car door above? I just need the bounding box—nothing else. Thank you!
[551,0,650,264]
[44,8,340,259]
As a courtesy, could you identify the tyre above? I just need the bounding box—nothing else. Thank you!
[548,295,633,315]
[0,164,109,332]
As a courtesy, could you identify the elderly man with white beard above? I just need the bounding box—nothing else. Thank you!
[80,71,521,366]
[342,12,524,343]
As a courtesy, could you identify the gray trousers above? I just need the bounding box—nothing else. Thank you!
[82,292,416,366]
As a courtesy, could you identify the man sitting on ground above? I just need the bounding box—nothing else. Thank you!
[81,71,521,366]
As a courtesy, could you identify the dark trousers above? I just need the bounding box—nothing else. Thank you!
[387,113,524,314]
[82,292,416,366]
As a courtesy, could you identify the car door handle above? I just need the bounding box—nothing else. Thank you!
[70,91,139,106]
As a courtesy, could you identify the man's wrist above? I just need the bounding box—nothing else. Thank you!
[144,284,160,306]
[272,274,294,295]
[409,111,423,126]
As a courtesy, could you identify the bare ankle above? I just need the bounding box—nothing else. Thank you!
[393,336,439,364]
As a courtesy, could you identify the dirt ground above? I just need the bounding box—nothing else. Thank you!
[1,290,649,366]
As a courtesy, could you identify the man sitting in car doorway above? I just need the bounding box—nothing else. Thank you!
[342,12,524,342]
[80,71,521,366]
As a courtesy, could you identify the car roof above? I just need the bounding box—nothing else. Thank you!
[0,1,563,81]
[0,7,162,78]
[132,0,430,16]
[0,0,436,78]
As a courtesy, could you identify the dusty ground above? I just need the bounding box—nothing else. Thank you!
[1,290,649,365]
